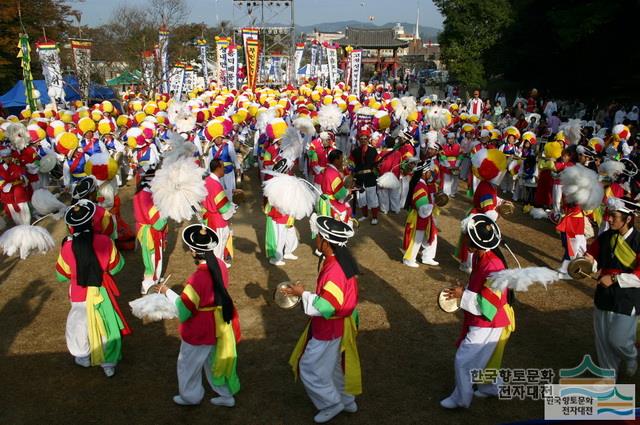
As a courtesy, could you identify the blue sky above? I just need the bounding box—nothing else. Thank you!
[73,0,443,28]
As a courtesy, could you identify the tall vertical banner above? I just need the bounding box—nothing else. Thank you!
[325,44,338,89]
[294,43,304,78]
[70,39,92,101]
[245,38,260,90]
[36,38,65,103]
[310,42,318,80]
[226,44,238,90]
[142,50,155,95]
[215,37,230,87]
[183,64,195,93]
[174,62,186,101]
[158,26,170,93]
[17,33,36,110]
[351,49,362,98]
[196,37,209,84]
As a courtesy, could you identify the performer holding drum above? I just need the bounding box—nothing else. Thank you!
[441,214,515,409]
[283,215,361,424]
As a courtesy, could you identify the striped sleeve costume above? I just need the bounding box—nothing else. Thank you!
[289,255,362,409]
[403,179,437,261]
[318,164,351,222]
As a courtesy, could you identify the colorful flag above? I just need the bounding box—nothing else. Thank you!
[158,26,170,93]
[70,39,92,100]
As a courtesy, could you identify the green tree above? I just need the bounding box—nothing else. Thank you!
[433,0,513,90]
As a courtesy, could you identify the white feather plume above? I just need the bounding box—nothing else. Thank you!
[398,96,417,122]
[309,212,319,235]
[279,126,304,163]
[263,174,317,220]
[293,116,315,136]
[530,207,548,219]
[489,267,560,292]
[31,189,67,217]
[560,164,603,211]
[318,104,343,132]
[377,172,401,190]
[0,224,55,259]
[150,158,207,222]
[6,123,29,151]
[162,131,197,166]
[256,108,277,134]
[167,101,185,124]
[129,294,178,321]
[563,119,582,145]
[599,160,625,178]
[174,112,196,134]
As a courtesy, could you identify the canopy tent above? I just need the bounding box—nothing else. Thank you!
[0,76,116,111]
[106,70,142,86]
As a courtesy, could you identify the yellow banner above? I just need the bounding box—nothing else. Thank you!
[246,39,260,90]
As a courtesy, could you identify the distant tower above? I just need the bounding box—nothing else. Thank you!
[415,2,420,40]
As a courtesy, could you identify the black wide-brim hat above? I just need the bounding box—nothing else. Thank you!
[621,158,638,177]
[464,213,502,250]
[313,215,354,246]
[272,158,291,174]
[182,224,219,252]
[65,199,96,227]
[72,176,97,200]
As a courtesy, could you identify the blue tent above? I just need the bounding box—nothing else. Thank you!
[0,76,116,110]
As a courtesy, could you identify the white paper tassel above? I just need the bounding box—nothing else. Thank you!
[489,267,559,292]
[6,123,29,151]
[377,172,401,190]
[0,224,55,259]
[256,108,277,134]
[293,116,315,136]
[31,189,67,217]
[318,104,343,132]
[263,174,317,220]
[563,119,582,145]
[599,160,625,178]
[560,164,603,211]
[129,293,178,321]
[150,158,207,222]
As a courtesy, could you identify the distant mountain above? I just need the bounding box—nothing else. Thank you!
[295,20,441,41]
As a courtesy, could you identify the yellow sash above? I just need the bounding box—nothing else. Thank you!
[86,287,107,366]
[289,315,362,396]
[225,232,234,259]
[484,304,516,373]
[212,307,237,382]
[612,234,636,268]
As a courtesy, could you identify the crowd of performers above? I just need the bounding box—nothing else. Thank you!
[1,80,639,422]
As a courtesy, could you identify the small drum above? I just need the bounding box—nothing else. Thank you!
[438,289,460,313]
[434,192,449,207]
[232,189,246,204]
[273,282,301,309]
[497,201,515,216]
[568,258,594,280]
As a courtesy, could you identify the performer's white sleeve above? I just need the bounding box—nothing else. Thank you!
[617,273,640,288]
[486,209,499,221]
[301,291,323,317]
[62,161,71,187]
[418,203,433,218]
[166,288,180,305]
[221,204,237,221]
[460,289,482,315]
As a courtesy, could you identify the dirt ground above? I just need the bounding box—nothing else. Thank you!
[0,171,638,425]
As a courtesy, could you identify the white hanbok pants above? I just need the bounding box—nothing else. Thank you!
[7,202,30,225]
[66,301,116,367]
[552,184,562,215]
[377,187,401,213]
[177,341,233,404]
[222,172,236,201]
[446,326,503,408]
[442,173,459,196]
[213,225,230,262]
[593,308,638,374]
[273,223,298,262]
[405,230,437,262]
[356,186,379,209]
[299,337,355,410]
